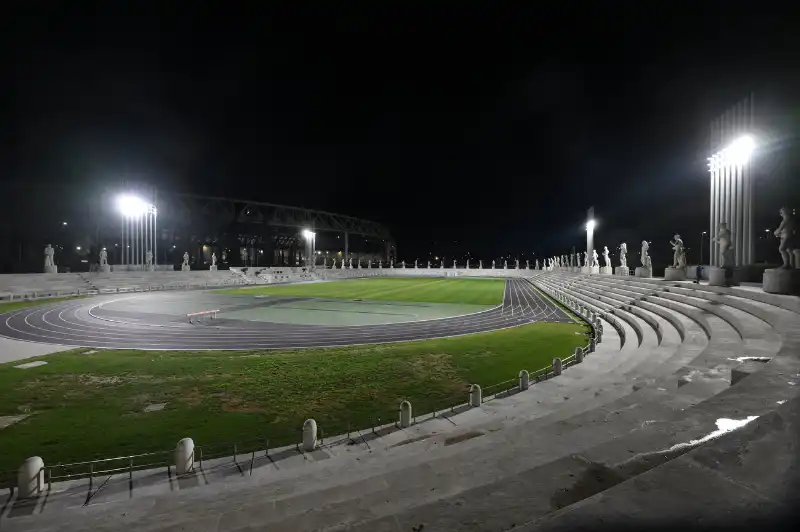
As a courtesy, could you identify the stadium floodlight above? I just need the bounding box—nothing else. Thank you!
[708,135,755,171]
[302,229,315,239]
[117,193,158,270]
[116,194,150,218]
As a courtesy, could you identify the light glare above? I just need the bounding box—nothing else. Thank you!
[586,219,596,232]
[117,194,151,217]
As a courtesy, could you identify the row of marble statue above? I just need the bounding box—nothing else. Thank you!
[44,246,219,270]
[42,207,796,272]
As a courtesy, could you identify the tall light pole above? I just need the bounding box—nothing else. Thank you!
[117,194,157,271]
[708,95,755,267]
[585,206,596,263]
[302,229,316,269]
[700,231,707,265]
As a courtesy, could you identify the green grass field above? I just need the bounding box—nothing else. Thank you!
[0,321,588,472]
[217,277,505,306]
[0,296,85,315]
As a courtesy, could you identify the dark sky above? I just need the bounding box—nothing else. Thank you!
[2,4,799,263]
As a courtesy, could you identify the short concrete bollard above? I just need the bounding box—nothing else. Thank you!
[175,438,195,475]
[469,384,482,407]
[399,400,412,428]
[552,357,563,376]
[519,370,530,391]
[590,338,597,352]
[17,456,44,498]
[302,419,318,451]
[574,346,584,363]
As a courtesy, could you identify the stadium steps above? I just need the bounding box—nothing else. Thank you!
[2,275,796,531]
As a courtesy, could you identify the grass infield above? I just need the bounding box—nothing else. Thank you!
[0,321,588,471]
[216,276,506,306]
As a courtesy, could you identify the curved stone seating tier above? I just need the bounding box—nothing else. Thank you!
[1,271,797,531]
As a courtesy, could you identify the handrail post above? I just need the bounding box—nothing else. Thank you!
[88,462,93,493]
[129,457,133,483]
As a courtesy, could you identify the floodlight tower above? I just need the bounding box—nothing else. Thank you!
[585,206,596,260]
[708,95,756,267]
[117,194,158,270]
[302,229,316,269]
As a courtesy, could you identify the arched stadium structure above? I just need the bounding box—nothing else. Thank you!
[0,264,797,530]
[0,184,396,274]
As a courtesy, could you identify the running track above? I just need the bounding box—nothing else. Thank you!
[0,279,572,350]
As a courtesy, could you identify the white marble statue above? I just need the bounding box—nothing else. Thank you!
[440,260,444,269]
[402,260,406,268]
[240,248,247,263]
[640,241,651,268]
[222,251,227,262]
[535,259,539,270]
[182,252,189,267]
[99,248,108,266]
[357,259,362,269]
[515,259,519,269]
[44,244,55,268]
[492,260,495,269]
[379,260,383,268]
[619,243,628,268]
[526,260,530,269]
[576,254,582,267]
[602,246,610,268]
[562,255,567,267]
[503,260,507,269]
[367,259,371,268]
[349,258,353,269]
[146,250,153,267]
[390,260,394,268]
[452,259,456,268]
[670,234,686,268]
[479,260,483,269]
[427,260,431,268]
[775,207,796,268]
[413,259,417,268]
[211,253,217,266]
[583,251,589,267]
[591,249,599,267]
[714,223,734,267]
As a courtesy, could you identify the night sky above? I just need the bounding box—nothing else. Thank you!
[2,4,799,265]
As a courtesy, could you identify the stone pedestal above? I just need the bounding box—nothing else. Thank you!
[589,266,600,274]
[635,267,652,278]
[615,266,629,276]
[210,265,218,271]
[581,266,590,274]
[44,265,57,274]
[763,268,800,295]
[99,264,111,273]
[664,267,687,281]
[181,264,191,272]
[600,266,613,275]
[147,265,155,272]
[708,266,739,287]
[794,250,800,269]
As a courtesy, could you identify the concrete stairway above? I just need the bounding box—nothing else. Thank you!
[2,273,796,531]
